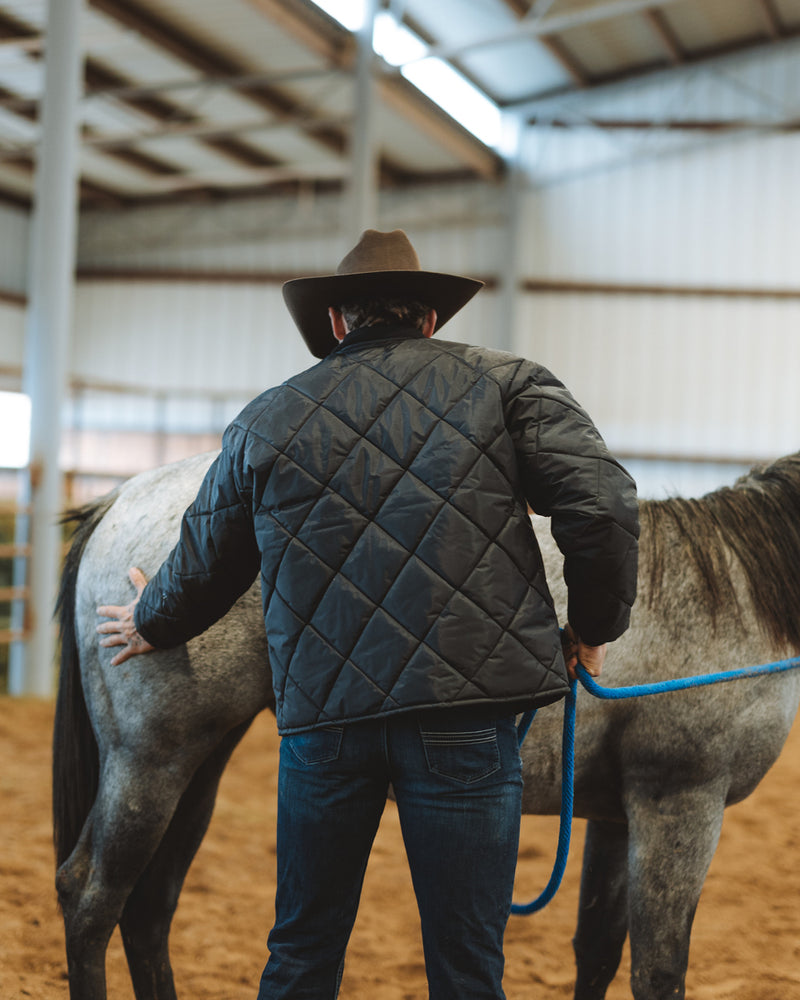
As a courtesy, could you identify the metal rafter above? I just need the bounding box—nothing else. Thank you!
[538,34,591,86]
[87,0,436,190]
[644,8,685,64]
[245,0,502,180]
[514,26,800,114]
[755,0,784,38]
[399,0,690,64]
[527,116,800,131]
[87,0,305,170]
[497,0,529,16]
[497,0,590,88]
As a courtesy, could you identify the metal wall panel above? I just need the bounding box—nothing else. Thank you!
[72,280,311,394]
[0,299,24,371]
[69,127,799,497]
[0,203,29,295]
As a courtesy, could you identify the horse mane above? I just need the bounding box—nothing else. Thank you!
[640,452,800,650]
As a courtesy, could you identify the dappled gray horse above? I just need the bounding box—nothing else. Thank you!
[53,450,800,1000]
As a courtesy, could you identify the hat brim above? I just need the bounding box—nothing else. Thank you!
[282,270,484,359]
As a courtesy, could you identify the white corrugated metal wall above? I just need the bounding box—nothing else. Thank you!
[2,123,798,498]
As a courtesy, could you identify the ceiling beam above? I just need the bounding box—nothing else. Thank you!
[0,34,42,54]
[376,75,503,180]
[82,66,340,106]
[496,0,529,16]
[754,0,784,39]
[105,160,351,197]
[527,116,800,132]
[79,115,349,152]
[644,8,685,64]
[88,0,344,157]
[243,0,353,64]
[399,0,688,65]
[513,29,800,114]
[86,0,425,188]
[245,0,501,179]
[84,56,285,173]
[537,34,590,86]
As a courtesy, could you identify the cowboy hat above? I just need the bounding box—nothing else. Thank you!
[282,229,484,358]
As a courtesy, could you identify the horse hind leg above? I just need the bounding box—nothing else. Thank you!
[624,782,726,1000]
[119,720,255,1000]
[573,819,630,1000]
[57,753,203,1000]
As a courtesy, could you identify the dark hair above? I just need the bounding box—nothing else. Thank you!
[337,298,431,332]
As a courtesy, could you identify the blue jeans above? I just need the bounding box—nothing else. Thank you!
[257,708,523,1000]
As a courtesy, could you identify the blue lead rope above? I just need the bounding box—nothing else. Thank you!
[511,653,800,915]
[578,655,800,699]
[512,678,577,915]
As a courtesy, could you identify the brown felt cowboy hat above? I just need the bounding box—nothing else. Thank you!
[282,229,484,359]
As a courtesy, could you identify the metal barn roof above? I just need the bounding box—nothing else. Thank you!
[0,0,798,208]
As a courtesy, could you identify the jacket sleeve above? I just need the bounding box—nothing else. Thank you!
[134,430,261,649]
[504,360,639,645]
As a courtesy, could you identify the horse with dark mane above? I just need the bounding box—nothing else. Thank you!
[53,451,800,1000]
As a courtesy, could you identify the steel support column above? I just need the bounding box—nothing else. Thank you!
[347,0,379,242]
[8,0,85,696]
[496,121,526,354]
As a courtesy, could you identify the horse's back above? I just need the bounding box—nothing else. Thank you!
[75,452,272,758]
[525,513,800,820]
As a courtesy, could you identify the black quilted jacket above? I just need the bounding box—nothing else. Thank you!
[136,327,639,734]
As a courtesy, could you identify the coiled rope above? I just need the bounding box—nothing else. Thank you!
[511,652,800,915]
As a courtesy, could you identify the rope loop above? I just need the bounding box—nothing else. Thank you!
[511,651,800,916]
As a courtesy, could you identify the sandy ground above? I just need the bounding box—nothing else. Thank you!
[3,696,800,1000]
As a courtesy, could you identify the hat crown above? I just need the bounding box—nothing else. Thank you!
[336,229,421,276]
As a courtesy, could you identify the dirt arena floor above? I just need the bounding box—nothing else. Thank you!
[3,696,800,1000]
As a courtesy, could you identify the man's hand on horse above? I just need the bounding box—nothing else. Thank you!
[96,567,156,666]
[561,623,607,680]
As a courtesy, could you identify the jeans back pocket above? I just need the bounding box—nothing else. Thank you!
[285,726,344,765]
[419,721,501,784]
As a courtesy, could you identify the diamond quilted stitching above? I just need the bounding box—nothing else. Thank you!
[327,438,405,520]
[312,575,377,658]
[298,493,369,569]
[381,554,453,638]
[414,503,487,590]
[458,539,533,631]
[340,521,410,605]
[403,352,476,416]
[282,404,364,484]
[365,391,439,467]
[374,471,445,552]
[322,660,402,721]
[274,537,336,623]
[347,608,421,687]
[426,592,504,667]
[408,420,483,498]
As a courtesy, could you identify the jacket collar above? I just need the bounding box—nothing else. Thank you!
[332,324,425,354]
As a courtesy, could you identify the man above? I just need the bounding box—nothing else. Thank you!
[98,229,639,999]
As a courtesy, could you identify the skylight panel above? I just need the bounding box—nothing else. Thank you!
[311,0,366,32]
[310,3,504,152]
[373,12,427,66]
[401,58,503,150]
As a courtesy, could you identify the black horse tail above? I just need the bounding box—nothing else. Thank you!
[52,492,118,869]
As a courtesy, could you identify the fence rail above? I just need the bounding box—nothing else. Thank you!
[0,543,31,558]
[0,586,29,602]
[0,479,31,681]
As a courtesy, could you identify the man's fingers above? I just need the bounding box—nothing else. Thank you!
[96,619,126,634]
[98,634,126,648]
[129,566,148,594]
[97,604,127,619]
